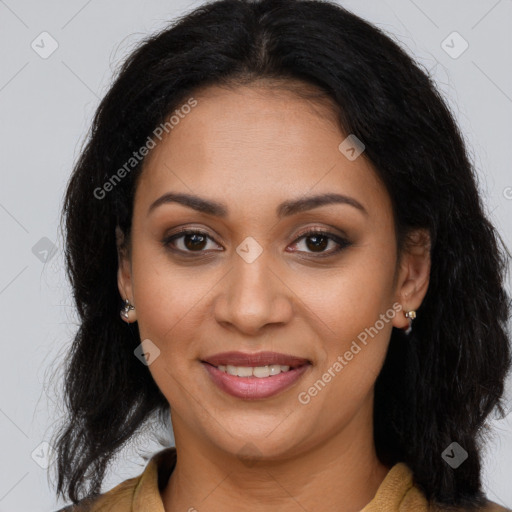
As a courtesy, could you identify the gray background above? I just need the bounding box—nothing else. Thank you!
[0,0,511,510]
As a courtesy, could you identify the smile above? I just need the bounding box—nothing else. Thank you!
[202,361,311,400]
[215,363,295,377]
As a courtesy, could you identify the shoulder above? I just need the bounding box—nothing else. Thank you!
[51,474,140,511]
[434,501,512,512]
[52,469,150,511]
[381,462,511,512]
[476,500,512,512]
[52,447,177,511]
[427,493,511,511]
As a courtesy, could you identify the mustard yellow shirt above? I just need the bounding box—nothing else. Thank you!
[57,447,511,511]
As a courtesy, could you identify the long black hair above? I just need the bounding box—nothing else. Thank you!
[50,0,512,508]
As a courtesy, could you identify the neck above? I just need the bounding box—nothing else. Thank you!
[161,399,390,512]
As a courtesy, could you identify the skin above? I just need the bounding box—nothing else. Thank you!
[117,82,431,512]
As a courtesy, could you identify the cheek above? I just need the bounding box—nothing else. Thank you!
[302,241,396,345]
[130,255,207,407]
[129,241,204,353]
[296,241,396,401]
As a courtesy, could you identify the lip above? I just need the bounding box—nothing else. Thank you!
[201,351,310,368]
[202,361,311,400]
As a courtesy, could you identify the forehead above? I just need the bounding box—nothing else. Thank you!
[134,83,390,221]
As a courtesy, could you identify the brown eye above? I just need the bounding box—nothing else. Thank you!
[304,233,329,252]
[182,232,208,251]
[289,229,351,256]
[163,229,221,254]
[162,228,351,258]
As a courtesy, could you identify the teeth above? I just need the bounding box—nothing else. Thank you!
[217,364,292,377]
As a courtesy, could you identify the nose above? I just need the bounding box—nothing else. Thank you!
[213,251,294,335]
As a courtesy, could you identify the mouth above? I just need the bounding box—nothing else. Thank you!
[201,350,311,368]
[201,360,307,377]
[200,351,312,400]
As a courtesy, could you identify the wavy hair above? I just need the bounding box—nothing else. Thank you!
[50,0,512,508]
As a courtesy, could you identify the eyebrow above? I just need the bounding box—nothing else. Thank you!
[147,191,368,218]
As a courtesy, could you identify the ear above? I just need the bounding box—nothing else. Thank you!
[391,228,431,330]
[116,225,135,306]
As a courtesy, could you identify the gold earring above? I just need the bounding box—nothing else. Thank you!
[404,310,416,335]
[120,299,136,323]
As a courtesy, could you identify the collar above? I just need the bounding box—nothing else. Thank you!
[132,447,177,511]
[87,447,507,511]
[131,447,426,511]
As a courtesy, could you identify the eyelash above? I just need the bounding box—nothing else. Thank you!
[162,227,352,258]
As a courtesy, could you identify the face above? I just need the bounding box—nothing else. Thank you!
[117,82,430,462]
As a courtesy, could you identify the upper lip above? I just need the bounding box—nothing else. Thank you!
[202,351,310,368]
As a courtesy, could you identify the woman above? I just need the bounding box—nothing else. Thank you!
[51,0,512,510]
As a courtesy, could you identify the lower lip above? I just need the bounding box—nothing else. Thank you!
[202,362,311,400]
